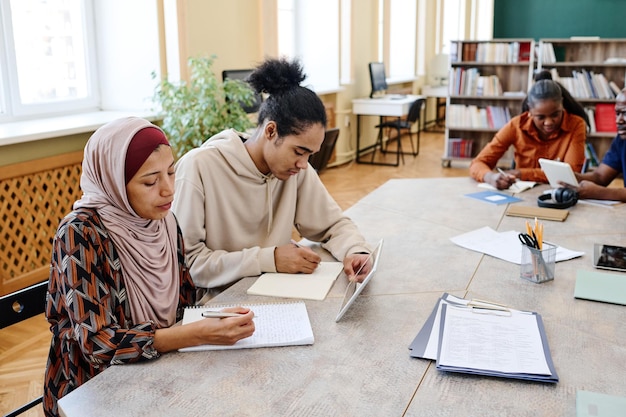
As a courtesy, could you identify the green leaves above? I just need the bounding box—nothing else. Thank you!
[152,55,255,159]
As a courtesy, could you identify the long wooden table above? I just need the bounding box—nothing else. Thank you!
[58,178,626,417]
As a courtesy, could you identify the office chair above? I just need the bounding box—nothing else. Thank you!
[309,127,340,172]
[375,98,425,161]
[1,282,47,417]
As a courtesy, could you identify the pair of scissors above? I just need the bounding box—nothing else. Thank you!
[518,232,539,249]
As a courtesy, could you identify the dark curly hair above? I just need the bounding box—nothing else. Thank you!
[247,58,327,137]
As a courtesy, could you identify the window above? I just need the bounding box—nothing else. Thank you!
[387,0,417,81]
[377,0,417,82]
[0,0,161,126]
[0,0,98,121]
[278,0,349,93]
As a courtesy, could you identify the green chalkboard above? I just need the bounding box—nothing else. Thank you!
[493,0,625,40]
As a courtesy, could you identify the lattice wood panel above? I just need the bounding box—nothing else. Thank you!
[0,151,83,296]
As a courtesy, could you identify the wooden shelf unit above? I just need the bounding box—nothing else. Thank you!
[443,39,535,167]
[538,38,626,162]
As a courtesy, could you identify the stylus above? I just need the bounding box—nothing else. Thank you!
[201,311,257,318]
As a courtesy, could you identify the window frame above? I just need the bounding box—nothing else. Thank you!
[0,0,100,122]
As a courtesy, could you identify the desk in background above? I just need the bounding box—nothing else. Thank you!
[351,94,425,166]
[421,84,447,131]
[58,178,626,417]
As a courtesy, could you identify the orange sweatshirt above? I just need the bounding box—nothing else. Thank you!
[469,110,586,183]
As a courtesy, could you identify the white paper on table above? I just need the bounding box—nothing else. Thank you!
[450,226,584,264]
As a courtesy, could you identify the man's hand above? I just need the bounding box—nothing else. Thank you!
[274,243,321,274]
[343,253,372,282]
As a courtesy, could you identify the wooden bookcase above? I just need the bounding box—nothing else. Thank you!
[443,39,535,167]
[537,38,626,163]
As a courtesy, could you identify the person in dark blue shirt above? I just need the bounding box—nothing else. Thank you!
[572,89,626,202]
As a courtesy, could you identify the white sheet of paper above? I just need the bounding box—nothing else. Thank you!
[450,226,584,264]
[422,294,469,360]
[438,305,551,376]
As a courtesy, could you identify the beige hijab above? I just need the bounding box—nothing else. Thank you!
[74,117,179,328]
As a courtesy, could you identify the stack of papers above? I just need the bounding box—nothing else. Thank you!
[409,293,559,383]
[450,226,584,264]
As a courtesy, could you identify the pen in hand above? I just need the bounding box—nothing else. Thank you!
[201,311,257,319]
[497,167,517,181]
[290,239,302,248]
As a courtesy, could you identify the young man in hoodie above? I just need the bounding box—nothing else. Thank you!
[172,58,372,298]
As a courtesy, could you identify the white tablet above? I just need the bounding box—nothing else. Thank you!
[593,243,626,272]
[335,239,383,322]
[538,158,579,188]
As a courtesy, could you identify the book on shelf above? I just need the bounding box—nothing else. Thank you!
[447,104,511,129]
[540,42,557,64]
[551,68,617,100]
[447,138,473,158]
[179,300,314,352]
[518,42,532,62]
[450,68,503,96]
[461,42,478,62]
[595,103,617,133]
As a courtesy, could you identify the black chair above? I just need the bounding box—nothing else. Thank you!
[1,282,47,417]
[3,396,44,417]
[374,98,425,164]
[309,128,340,172]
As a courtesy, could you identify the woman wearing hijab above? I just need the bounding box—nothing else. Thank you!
[43,117,255,417]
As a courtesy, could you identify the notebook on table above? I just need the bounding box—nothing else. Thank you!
[574,269,626,306]
[335,239,384,322]
[247,261,344,301]
[178,300,314,352]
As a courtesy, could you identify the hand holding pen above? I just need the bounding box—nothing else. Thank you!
[273,239,321,274]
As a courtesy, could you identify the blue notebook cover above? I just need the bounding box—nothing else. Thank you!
[464,190,522,205]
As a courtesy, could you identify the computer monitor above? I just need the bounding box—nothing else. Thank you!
[369,62,388,98]
[221,69,263,113]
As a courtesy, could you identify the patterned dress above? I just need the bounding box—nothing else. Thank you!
[43,208,196,417]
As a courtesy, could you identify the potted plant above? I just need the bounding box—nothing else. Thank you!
[152,55,256,158]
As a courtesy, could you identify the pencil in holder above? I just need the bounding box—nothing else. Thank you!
[520,242,556,283]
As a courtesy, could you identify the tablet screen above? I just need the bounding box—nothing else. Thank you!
[335,239,383,322]
[538,158,579,188]
[593,244,626,272]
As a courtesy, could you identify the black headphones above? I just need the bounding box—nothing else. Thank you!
[537,188,578,209]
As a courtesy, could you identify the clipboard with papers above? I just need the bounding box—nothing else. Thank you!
[409,293,559,383]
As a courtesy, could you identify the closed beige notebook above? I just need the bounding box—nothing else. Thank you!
[505,205,569,222]
[247,262,344,301]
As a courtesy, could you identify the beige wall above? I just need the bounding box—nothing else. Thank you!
[179,0,265,79]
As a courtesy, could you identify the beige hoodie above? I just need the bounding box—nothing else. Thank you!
[172,129,370,293]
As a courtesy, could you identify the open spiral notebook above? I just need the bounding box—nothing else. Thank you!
[178,300,314,352]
